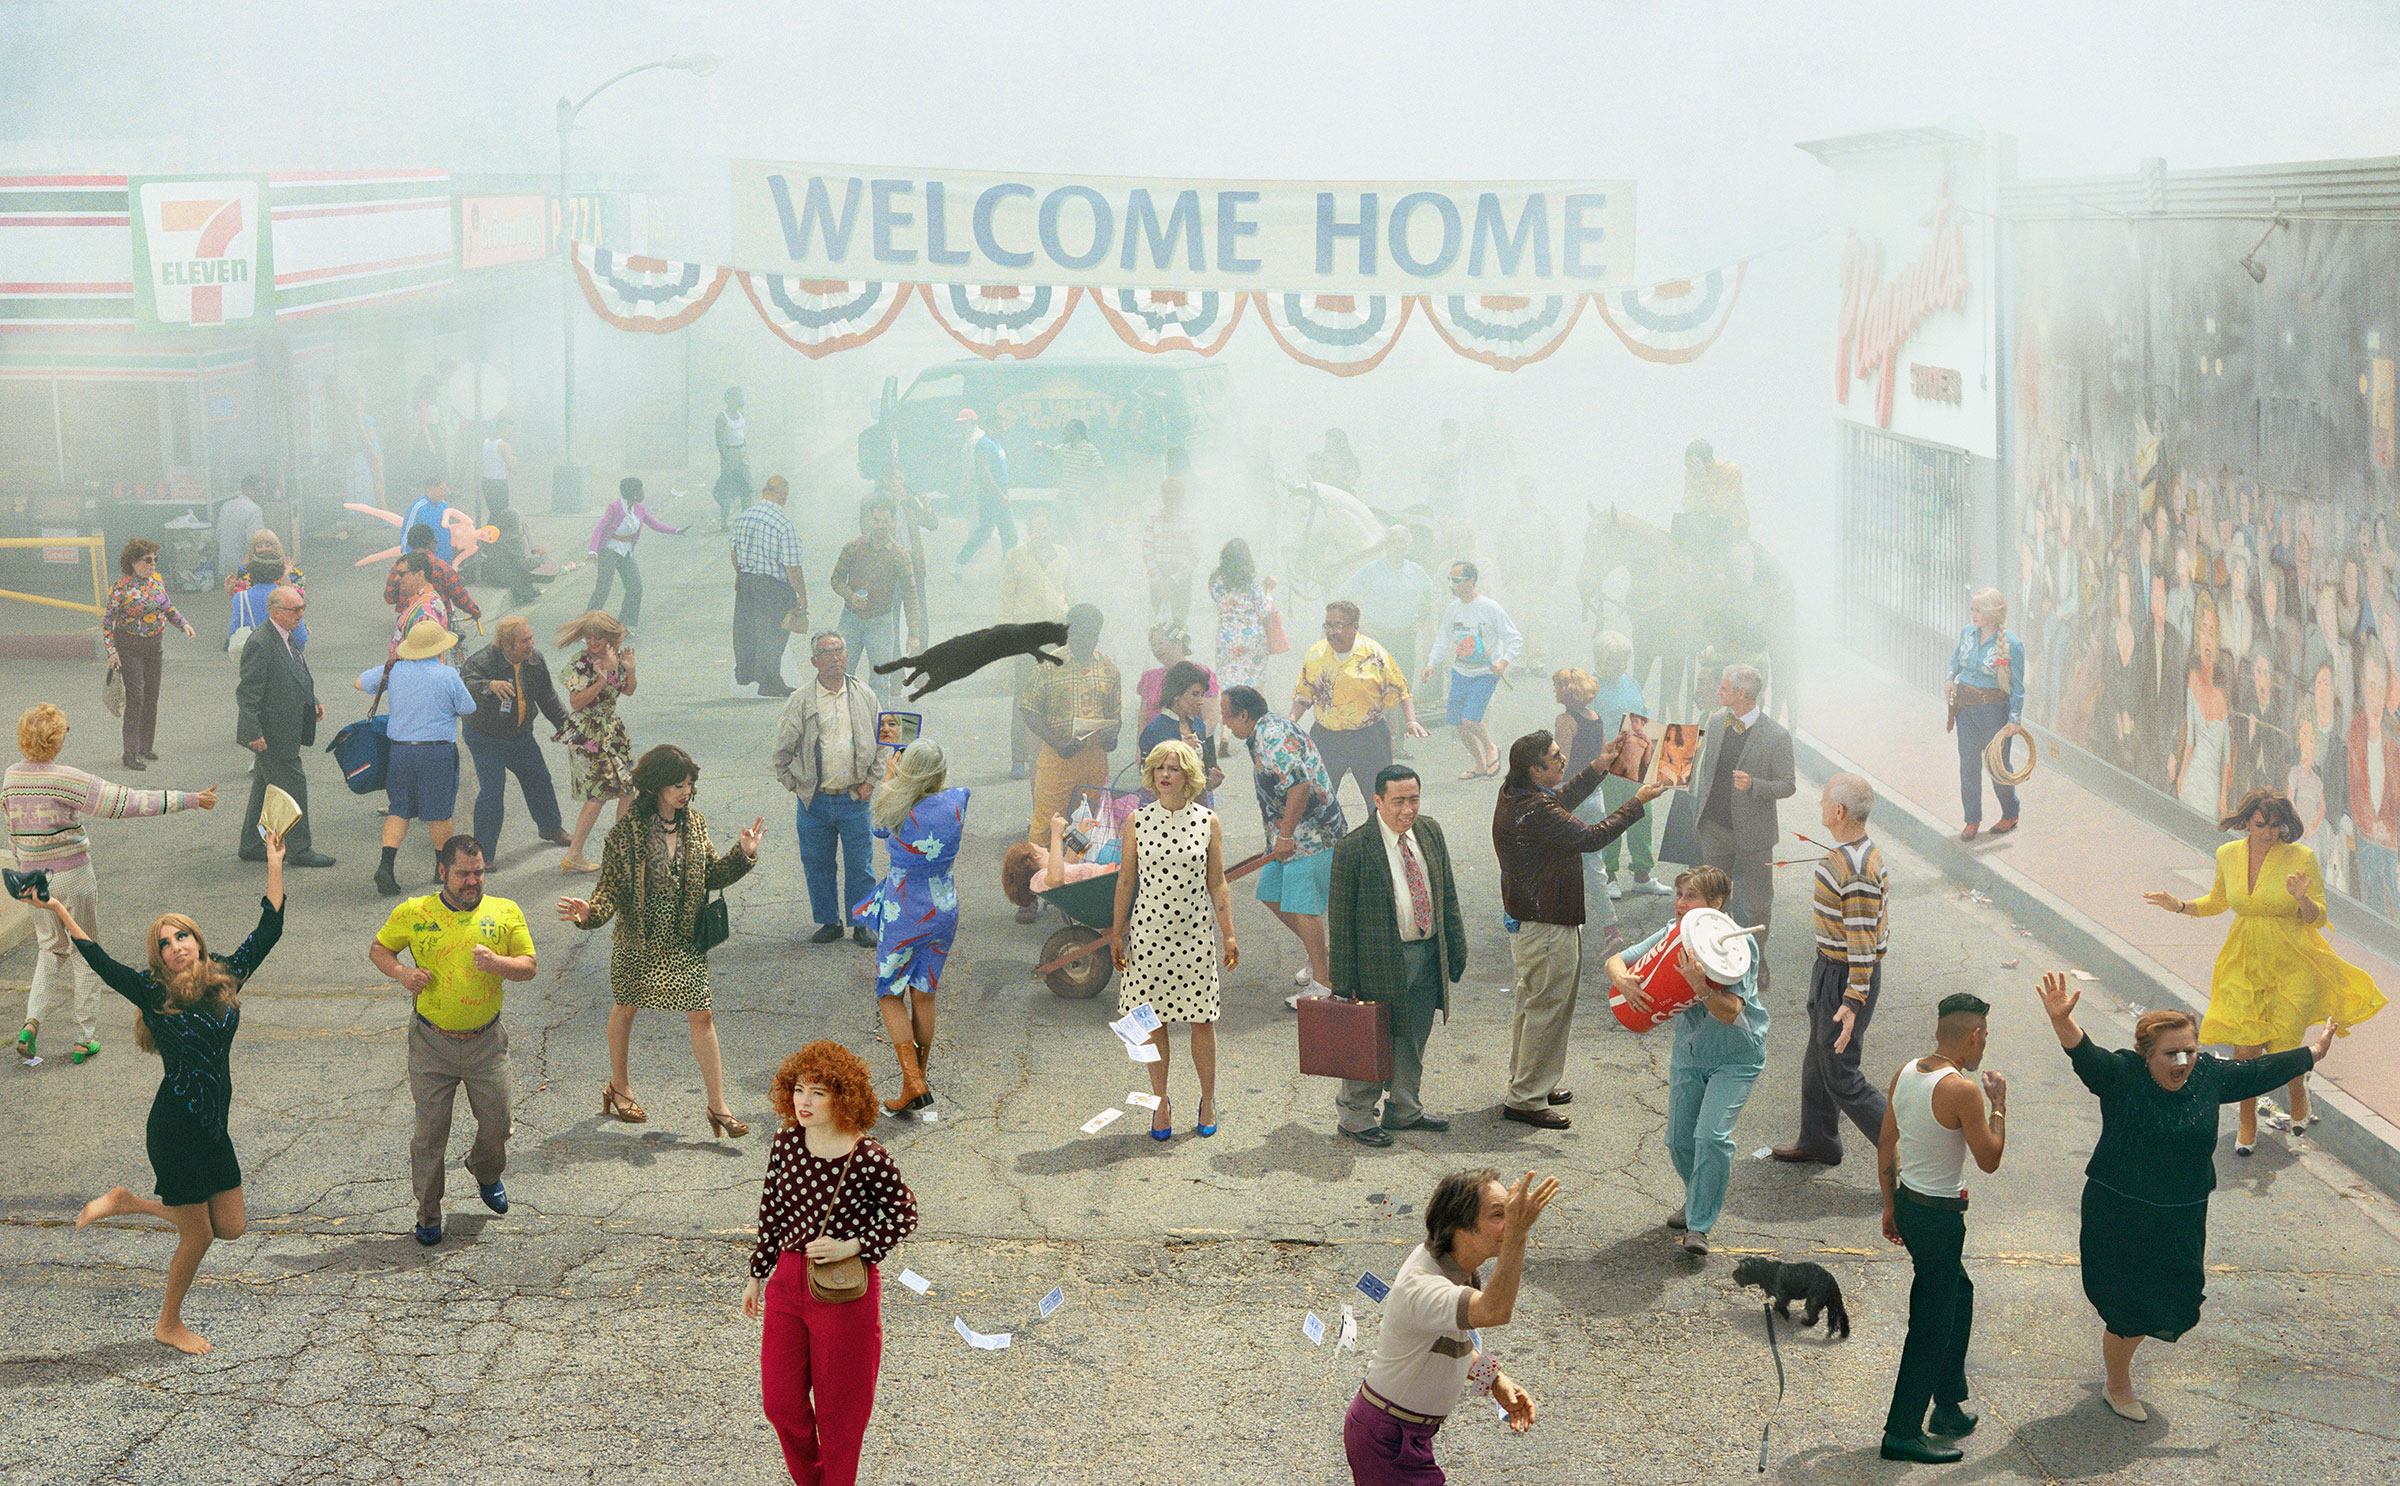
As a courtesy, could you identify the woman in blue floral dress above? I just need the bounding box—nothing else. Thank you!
[854,740,965,1116]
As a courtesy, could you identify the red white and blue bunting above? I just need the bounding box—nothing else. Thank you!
[1089,287,1246,356]
[737,274,915,358]
[1419,293,1585,372]
[574,251,1750,373]
[1251,292,1412,377]
[1589,264,1745,365]
[571,242,730,333]
[919,282,1082,359]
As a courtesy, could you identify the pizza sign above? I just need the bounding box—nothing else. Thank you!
[131,176,273,328]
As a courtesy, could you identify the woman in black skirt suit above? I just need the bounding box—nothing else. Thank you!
[2035,970,2337,1422]
[19,830,286,1356]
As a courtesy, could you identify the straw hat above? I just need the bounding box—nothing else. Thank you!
[397,620,459,661]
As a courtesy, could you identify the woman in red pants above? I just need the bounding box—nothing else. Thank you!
[744,1041,918,1485]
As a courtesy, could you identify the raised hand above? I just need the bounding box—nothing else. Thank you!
[1980,1070,2008,1112]
[2141,889,2182,913]
[261,828,287,865]
[2286,869,2310,901]
[1634,779,1669,803]
[2034,970,2079,1022]
[1501,1171,1560,1238]
[739,816,765,860]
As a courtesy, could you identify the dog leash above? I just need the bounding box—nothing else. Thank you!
[1758,1300,1785,1472]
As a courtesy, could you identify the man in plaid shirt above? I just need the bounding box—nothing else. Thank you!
[729,476,809,698]
[386,524,480,623]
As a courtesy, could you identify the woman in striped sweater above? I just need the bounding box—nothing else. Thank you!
[4,704,215,1064]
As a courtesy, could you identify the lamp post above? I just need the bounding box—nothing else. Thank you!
[553,52,718,512]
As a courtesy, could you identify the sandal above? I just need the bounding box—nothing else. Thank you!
[561,855,600,874]
[601,1083,648,1123]
[13,1025,33,1062]
[1458,768,1482,780]
[69,1040,100,1064]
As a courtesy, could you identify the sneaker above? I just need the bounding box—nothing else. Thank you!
[1606,879,1625,901]
[1628,877,1674,897]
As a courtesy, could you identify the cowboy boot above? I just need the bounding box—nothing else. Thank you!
[883,1036,931,1115]
[910,992,938,1085]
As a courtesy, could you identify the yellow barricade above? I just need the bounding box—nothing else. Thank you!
[0,534,109,616]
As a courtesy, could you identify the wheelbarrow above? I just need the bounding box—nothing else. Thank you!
[1031,851,1268,999]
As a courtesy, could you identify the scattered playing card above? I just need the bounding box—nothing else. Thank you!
[1038,1286,1065,1320]
[1494,1399,1510,1423]
[1124,1038,1162,1063]
[1303,1312,1326,1346]
[896,1268,933,1295]
[1126,1092,1162,1110]
[1355,1272,1389,1304]
[2070,970,2098,982]
[1108,1004,1164,1046]
[953,1317,1010,1350]
[2000,958,2020,969]
[921,1110,940,1123]
[2018,929,2035,937]
[1753,1146,1773,1159]
[1080,1108,1124,1134]
[1468,1351,1500,1395]
[21,1056,40,1067]
[1337,1305,1358,1352]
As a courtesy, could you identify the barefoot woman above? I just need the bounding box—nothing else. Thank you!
[21,828,287,1355]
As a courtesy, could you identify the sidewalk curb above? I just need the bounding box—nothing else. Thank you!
[1796,728,2400,1206]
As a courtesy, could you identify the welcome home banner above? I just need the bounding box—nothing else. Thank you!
[731,162,1636,295]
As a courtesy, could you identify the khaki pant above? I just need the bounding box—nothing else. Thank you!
[25,862,104,1044]
[1505,920,1582,1110]
[1029,743,1110,843]
[408,1013,511,1228]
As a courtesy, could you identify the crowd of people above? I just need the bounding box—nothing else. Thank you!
[6,421,2387,1485]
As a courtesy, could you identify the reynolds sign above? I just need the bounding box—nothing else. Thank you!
[731,162,1635,294]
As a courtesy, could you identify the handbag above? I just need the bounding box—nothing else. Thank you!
[1655,787,1703,868]
[1296,990,1393,1083]
[780,603,812,636]
[102,663,125,718]
[805,1147,870,1303]
[692,892,731,954]
[328,661,398,795]
[1264,602,1290,655]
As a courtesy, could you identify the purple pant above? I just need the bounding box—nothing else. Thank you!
[1343,1391,1445,1485]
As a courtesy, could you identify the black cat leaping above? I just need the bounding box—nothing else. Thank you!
[872,621,1071,702]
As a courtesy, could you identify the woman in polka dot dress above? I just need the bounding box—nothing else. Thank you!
[743,1040,917,1486]
[1111,739,1237,1138]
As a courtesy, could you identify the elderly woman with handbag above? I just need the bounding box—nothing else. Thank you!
[558,744,763,1137]
[744,1040,918,1486]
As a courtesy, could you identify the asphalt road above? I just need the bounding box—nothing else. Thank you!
[5,489,2400,1485]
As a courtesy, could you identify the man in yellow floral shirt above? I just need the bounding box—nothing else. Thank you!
[368,834,536,1246]
[1291,600,1427,816]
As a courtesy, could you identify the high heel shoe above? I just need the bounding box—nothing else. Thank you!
[1196,1095,1217,1138]
[601,1083,648,1123]
[707,1107,750,1138]
[1151,1097,1173,1140]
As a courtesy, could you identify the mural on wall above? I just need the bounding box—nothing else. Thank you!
[2011,215,2400,913]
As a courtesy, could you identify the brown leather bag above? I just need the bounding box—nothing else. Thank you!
[1296,992,1393,1083]
[805,1146,870,1303]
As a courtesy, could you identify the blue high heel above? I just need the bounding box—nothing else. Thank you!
[1196,1095,1217,1138]
[1151,1097,1173,1140]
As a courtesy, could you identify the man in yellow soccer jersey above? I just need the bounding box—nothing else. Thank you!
[368,834,537,1246]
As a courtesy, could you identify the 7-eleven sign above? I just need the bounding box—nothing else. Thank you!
[131,176,273,328]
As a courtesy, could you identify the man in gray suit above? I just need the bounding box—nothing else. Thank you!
[236,584,336,866]
[1690,663,1792,984]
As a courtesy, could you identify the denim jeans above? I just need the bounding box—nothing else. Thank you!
[840,607,907,702]
[1954,700,2019,825]
[797,789,876,927]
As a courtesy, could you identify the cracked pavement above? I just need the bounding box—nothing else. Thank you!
[7,490,2400,1483]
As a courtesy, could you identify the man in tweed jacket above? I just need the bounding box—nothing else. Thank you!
[1326,764,1467,1147]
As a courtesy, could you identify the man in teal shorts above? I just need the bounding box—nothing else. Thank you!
[1222,685,1348,1008]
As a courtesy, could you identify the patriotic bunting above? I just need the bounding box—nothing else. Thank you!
[1089,287,1246,356]
[571,243,730,333]
[1419,293,1585,372]
[574,249,1754,372]
[737,274,914,358]
[1589,264,1746,364]
[1250,292,1413,377]
[919,282,1083,359]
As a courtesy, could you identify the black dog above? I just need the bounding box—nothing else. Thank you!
[873,621,1070,702]
[1731,1257,1851,1340]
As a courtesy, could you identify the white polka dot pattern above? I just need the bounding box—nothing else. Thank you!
[749,1128,919,1279]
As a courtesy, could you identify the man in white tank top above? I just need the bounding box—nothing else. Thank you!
[1876,992,2007,1464]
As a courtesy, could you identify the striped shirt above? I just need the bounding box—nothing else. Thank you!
[730,500,805,576]
[1054,439,1105,503]
[3,760,202,874]
[1812,836,1889,999]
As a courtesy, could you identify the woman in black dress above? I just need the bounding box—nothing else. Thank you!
[2034,969,2337,1421]
[19,830,286,1355]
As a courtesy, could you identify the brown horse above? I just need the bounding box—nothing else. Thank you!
[1577,504,1798,723]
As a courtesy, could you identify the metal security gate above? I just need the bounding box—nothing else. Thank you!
[1839,423,1972,693]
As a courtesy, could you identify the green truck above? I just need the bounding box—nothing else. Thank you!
[855,358,1231,512]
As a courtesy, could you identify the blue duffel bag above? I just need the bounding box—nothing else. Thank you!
[327,661,395,795]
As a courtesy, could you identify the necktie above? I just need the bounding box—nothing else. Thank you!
[1399,832,1432,938]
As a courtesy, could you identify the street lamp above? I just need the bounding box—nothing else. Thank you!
[552,52,718,511]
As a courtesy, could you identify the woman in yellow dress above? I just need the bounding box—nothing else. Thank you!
[2142,786,2385,1152]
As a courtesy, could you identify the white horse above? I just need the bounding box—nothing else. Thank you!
[1276,478,1387,603]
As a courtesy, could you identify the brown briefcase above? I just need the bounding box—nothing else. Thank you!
[1297,992,1393,1083]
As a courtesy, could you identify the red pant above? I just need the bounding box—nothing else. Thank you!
[761,1253,884,1486]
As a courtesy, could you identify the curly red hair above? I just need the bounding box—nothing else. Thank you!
[1001,841,1044,906]
[771,1040,880,1133]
